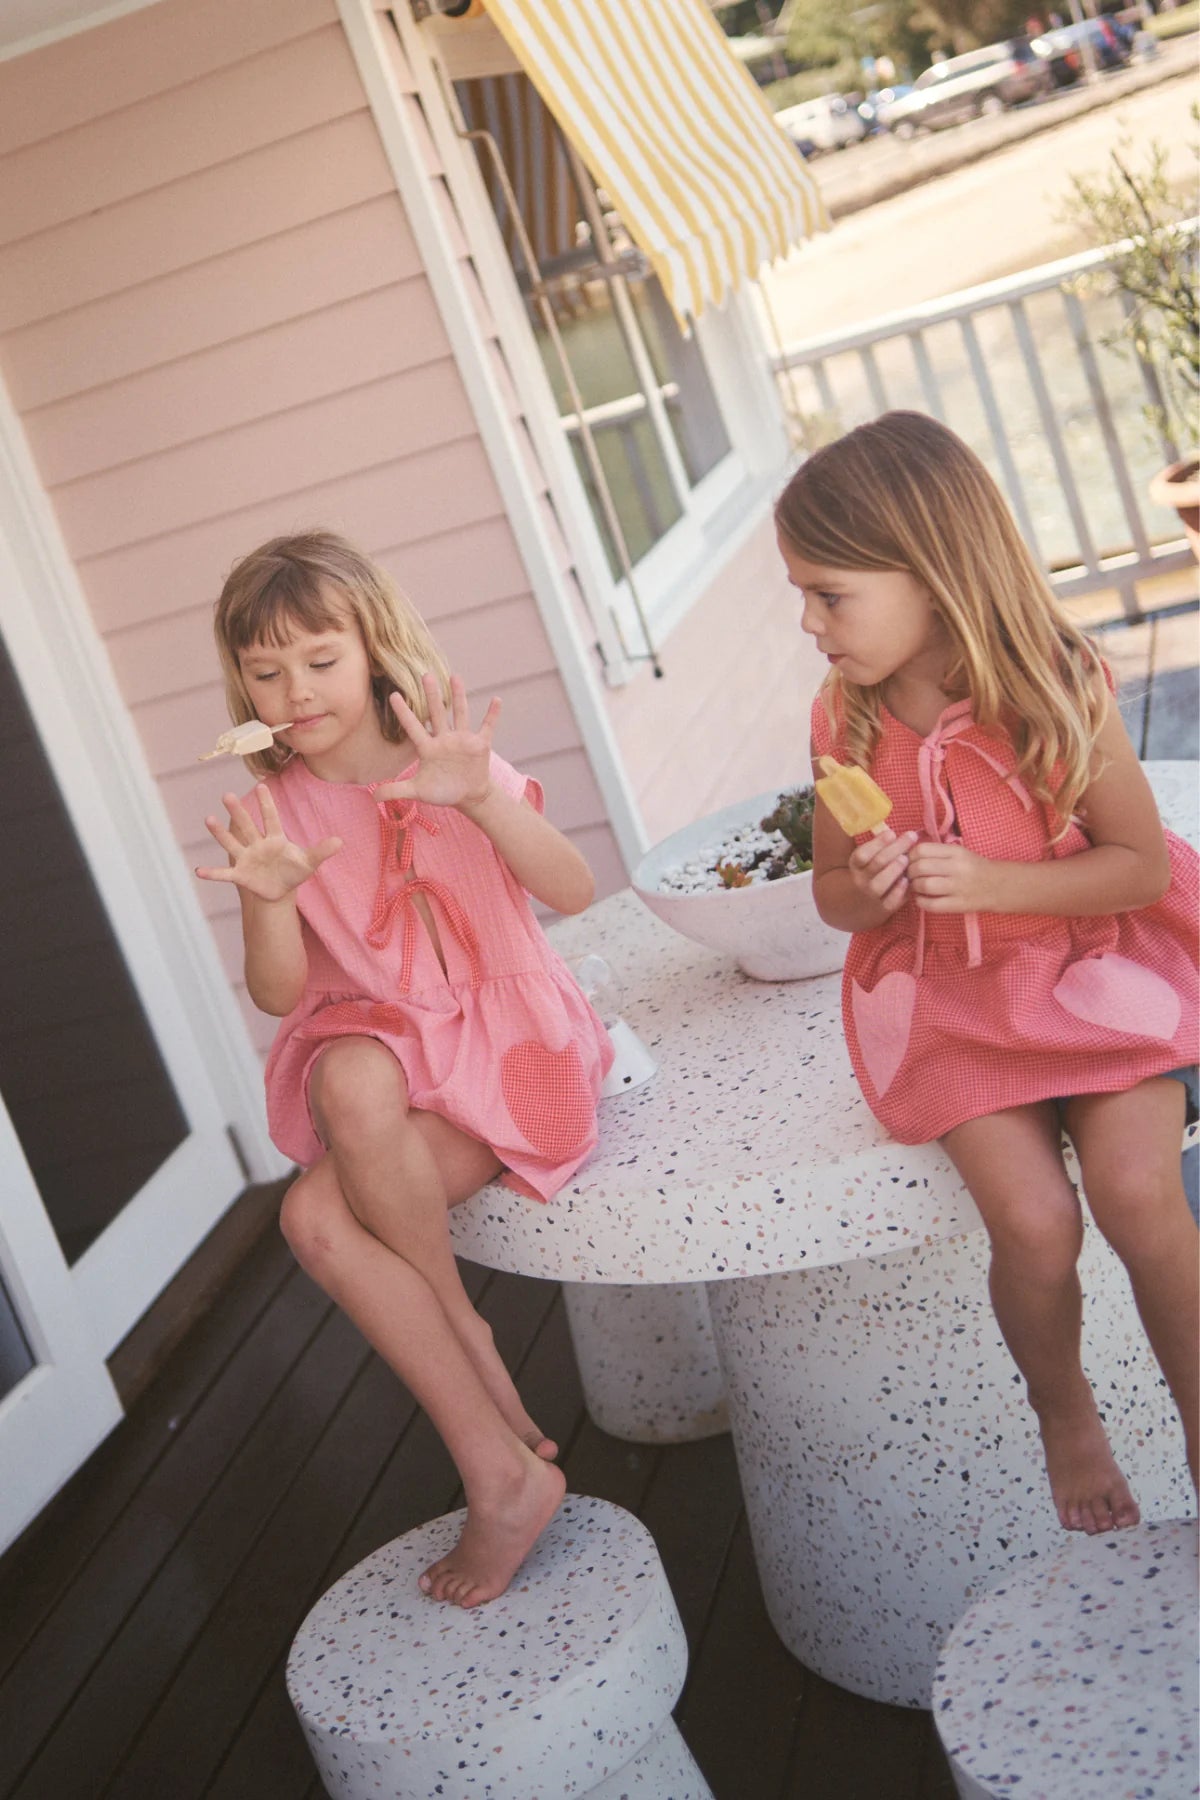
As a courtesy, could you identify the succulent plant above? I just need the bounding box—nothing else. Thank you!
[759,787,816,877]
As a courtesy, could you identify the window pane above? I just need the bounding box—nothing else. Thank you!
[628,278,731,486]
[456,69,732,572]
[0,634,187,1266]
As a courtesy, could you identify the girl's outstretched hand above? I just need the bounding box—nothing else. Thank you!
[195,785,341,901]
[907,841,995,912]
[377,672,501,811]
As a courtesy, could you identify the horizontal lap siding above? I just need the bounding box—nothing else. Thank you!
[0,0,620,1052]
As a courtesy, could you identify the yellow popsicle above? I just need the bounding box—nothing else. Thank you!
[816,756,893,836]
[198,719,293,761]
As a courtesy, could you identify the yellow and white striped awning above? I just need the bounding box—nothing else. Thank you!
[476,0,828,323]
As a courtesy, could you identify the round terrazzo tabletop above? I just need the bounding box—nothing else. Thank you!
[449,762,1199,1286]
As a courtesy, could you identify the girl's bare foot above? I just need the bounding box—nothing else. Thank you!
[419,1452,566,1607]
[1037,1403,1140,1534]
[456,1311,558,1460]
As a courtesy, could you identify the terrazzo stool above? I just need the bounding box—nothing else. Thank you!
[931,1518,1199,1800]
[285,1494,713,1800]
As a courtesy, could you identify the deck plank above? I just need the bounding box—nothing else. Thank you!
[0,1261,332,1795]
[11,1300,371,1799]
[678,1511,804,1800]
[0,1223,293,1685]
[1144,607,1200,760]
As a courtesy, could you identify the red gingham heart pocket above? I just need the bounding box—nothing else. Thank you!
[501,1040,593,1162]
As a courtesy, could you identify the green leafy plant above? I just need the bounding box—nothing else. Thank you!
[759,787,817,875]
[1063,114,1199,455]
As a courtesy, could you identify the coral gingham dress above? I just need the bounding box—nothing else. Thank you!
[812,692,1200,1144]
[255,751,613,1199]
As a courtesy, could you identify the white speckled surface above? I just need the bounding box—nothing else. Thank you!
[932,1518,1199,1800]
[711,1219,1195,1707]
[286,1494,709,1800]
[450,766,1197,1286]
[561,1282,728,1443]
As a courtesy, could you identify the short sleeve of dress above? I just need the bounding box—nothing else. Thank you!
[489,751,544,815]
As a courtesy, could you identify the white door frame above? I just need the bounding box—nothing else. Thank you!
[0,1095,123,1553]
[0,372,290,1365]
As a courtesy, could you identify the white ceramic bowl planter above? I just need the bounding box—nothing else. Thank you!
[632,788,848,982]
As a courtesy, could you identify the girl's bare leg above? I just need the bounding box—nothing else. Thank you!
[943,1102,1139,1535]
[1065,1077,1198,1492]
[282,1158,564,1606]
[310,1037,557,1459]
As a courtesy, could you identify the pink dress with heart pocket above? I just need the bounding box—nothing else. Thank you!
[813,693,1199,1145]
[256,752,613,1200]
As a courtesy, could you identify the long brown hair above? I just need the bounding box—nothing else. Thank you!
[212,531,450,778]
[775,412,1106,826]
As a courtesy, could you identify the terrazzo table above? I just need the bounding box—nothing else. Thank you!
[449,763,1199,1707]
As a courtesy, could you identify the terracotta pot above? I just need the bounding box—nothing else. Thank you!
[1148,456,1200,561]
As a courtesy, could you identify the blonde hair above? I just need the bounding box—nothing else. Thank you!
[212,531,451,778]
[775,412,1107,828]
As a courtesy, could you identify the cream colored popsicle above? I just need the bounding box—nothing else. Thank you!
[816,755,893,836]
[198,720,293,761]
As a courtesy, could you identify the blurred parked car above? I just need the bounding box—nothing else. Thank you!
[877,40,1052,137]
[1032,17,1134,86]
[775,93,868,154]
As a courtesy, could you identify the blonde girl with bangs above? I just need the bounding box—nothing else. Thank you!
[198,531,614,1607]
[776,412,1198,1536]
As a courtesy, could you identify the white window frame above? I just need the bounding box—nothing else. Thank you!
[399,6,789,680]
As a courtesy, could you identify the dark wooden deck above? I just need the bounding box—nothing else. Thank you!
[1,597,1195,1800]
[0,1220,961,1800]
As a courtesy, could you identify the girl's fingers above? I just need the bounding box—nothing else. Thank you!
[194,863,238,884]
[204,815,241,856]
[389,689,429,745]
[423,669,448,735]
[477,695,502,742]
[449,672,469,732]
[222,792,259,845]
[256,782,283,835]
[308,835,343,869]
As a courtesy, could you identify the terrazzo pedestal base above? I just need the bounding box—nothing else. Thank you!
[562,1281,729,1443]
[286,1494,713,1800]
[932,1519,1198,1800]
[706,1216,1195,1708]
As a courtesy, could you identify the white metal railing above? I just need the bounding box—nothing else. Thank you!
[772,232,1198,620]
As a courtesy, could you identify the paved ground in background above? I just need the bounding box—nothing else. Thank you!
[762,64,1198,343]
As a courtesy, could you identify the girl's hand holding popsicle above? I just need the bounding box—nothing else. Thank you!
[817,758,914,915]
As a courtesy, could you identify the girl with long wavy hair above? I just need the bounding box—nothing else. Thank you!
[777,412,1198,1534]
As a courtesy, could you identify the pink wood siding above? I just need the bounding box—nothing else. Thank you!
[0,0,623,1055]
[606,514,829,844]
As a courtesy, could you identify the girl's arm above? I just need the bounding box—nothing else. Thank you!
[907,689,1172,917]
[195,786,340,1014]
[810,745,917,932]
[378,673,594,915]
[457,786,595,915]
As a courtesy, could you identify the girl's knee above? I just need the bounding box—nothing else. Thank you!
[310,1037,408,1144]
[280,1168,344,1269]
[985,1198,1083,1277]
[1086,1164,1191,1261]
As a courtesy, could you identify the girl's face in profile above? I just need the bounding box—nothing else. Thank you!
[778,532,951,691]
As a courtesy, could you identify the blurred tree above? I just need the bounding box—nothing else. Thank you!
[780,0,1036,74]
